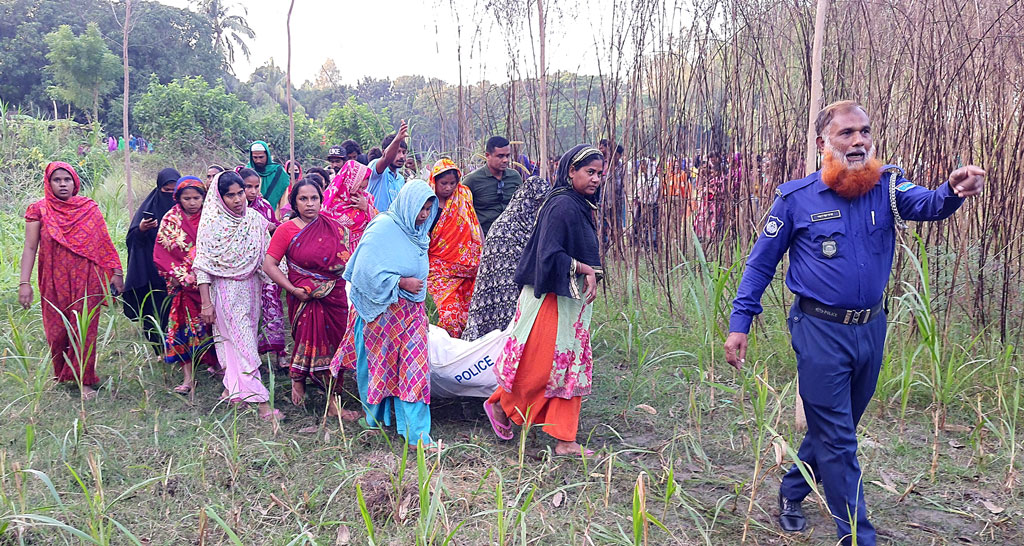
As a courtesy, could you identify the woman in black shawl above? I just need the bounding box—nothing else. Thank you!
[123,167,179,354]
[483,144,604,458]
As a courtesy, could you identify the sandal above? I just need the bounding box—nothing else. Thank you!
[483,401,513,440]
[173,384,193,395]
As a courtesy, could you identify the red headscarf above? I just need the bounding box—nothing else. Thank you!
[154,177,206,288]
[31,162,121,271]
[322,160,378,247]
[428,158,482,268]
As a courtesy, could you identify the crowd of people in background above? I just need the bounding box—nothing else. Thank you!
[18,126,607,457]
[101,134,154,154]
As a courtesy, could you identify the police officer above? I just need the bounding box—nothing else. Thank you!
[724,100,985,546]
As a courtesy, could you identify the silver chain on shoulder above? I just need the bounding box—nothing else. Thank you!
[888,169,908,230]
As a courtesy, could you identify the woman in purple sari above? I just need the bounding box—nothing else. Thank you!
[263,177,361,422]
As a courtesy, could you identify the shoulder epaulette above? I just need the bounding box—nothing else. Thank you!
[775,176,816,199]
[881,164,905,178]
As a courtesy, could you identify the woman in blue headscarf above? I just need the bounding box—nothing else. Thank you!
[331,180,439,451]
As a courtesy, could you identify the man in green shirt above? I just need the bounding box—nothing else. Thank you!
[463,136,524,236]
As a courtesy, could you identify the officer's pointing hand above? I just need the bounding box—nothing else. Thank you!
[948,165,985,198]
[724,332,747,370]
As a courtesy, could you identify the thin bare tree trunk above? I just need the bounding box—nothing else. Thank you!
[795,0,829,433]
[537,0,549,180]
[286,0,296,172]
[805,0,828,176]
[122,0,133,214]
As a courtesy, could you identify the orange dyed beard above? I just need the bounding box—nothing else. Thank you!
[821,151,882,200]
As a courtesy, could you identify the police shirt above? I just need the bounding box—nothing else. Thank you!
[729,166,964,334]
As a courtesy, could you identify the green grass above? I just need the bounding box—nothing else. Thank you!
[0,161,1022,544]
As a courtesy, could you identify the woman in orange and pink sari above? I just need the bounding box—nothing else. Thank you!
[426,159,483,338]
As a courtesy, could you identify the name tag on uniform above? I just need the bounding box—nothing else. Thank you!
[810,210,841,222]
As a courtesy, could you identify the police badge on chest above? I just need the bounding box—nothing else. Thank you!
[821,238,838,258]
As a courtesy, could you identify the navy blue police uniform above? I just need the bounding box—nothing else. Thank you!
[730,165,964,545]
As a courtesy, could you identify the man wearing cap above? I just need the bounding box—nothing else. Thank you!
[724,100,986,545]
[327,145,346,176]
[246,141,289,213]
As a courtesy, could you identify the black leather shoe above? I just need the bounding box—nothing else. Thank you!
[778,491,806,532]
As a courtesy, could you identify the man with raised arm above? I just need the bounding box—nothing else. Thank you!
[367,120,409,212]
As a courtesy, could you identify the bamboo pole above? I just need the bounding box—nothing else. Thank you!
[537,0,549,180]
[795,0,830,432]
[805,0,828,176]
[122,0,133,215]
[286,0,296,173]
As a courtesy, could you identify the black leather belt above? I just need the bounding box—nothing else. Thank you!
[798,297,883,325]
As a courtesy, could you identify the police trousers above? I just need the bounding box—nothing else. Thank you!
[780,301,886,546]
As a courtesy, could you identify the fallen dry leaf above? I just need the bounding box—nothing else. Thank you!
[635,404,657,415]
[981,500,1004,514]
[335,524,351,545]
[552,491,564,507]
[870,480,900,495]
[948,439,966,449]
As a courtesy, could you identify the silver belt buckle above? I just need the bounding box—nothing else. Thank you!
[850,309,864,324]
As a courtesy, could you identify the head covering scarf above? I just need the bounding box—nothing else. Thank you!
[343,180,437,322]
[153,177,206,288]
[428,159,482,268]
[514,145,603,299]
[123,168,179,298]
[31,162,121,271]
[461,174,550,340]
[246,140,289,212]
[193,172,270,280]
[322,160,378,248]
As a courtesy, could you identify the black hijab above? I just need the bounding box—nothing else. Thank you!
[514,145,604,299]
[123,168,179,317]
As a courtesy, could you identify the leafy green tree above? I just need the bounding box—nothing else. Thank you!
[0,0,227,124]
[134,75,249,152]
[43,23,121,123]
[322,97,392,152]
[192,0,255,73]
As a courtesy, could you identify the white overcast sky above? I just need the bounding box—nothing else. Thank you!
[156,0,634,86]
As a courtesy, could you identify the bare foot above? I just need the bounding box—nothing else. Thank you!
[337,408,362,422]
[220,389,230,401]
[555,441,594,457]
[81,385,98,401]
[277,355,290,370]
[258,402,283,422]
[291,380,305,406]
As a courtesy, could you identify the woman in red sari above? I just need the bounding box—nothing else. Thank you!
[322,159,378,250]
[154,176,213,393]
[18,162,123,400]
[263,177,361,422]
[427,158,483,338]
